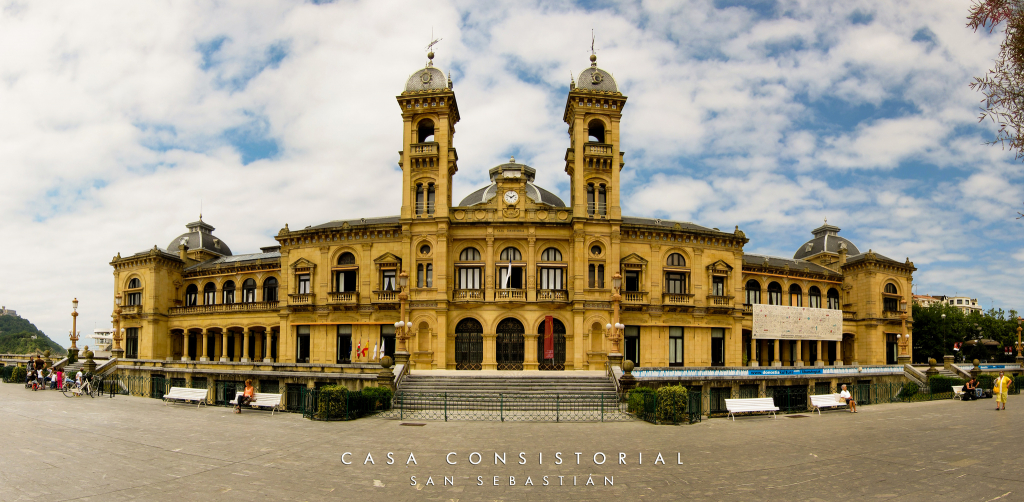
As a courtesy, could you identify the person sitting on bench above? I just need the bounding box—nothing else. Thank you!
[963,378,978,401]
[840,384,857,413]
[235,380,256,414]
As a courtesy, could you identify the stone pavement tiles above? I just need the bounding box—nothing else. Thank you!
[0,383,1022,501]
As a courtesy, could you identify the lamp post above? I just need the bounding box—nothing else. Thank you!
[69,298,81,362]
[111,293,124,358]
[897,299,911,365]
[1016,318,1023,365]
[606,272,624,367]
[394,271,410,367]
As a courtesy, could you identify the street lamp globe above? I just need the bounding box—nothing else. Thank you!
[615,323,625,330]
[115,294,122,306]
[605,323,612,331]
[398,271,409,288]
[72,298,79,310]
[612,273,622,289]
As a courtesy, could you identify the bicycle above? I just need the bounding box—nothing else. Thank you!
[61,379,95,398]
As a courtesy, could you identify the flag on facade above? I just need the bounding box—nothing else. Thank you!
[356,342,362,359]
[362,344,369,357]
[373,344,378,360]
[544,315,554,360]
[380,339,385,360]
[502,258,512,289]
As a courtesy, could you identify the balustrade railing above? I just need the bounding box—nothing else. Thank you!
[121,305,143,315]
[707,295,732,306]
[536,289,568,301]
[288,293,315,304]
[584,143,613,156]
[662,294,694,305]
[375,291,398,302]
[168,301,280,315]
[328,291,358,303]
[453,289,484,301]
[410,142,439,155]
[621,291,648,304]
[495,289,526,301]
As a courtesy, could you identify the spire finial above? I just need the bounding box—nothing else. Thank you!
[590,29,597,67]
[510,155,515,163]
[426,29,442,67]
[569,70,575,90]
[824,217,827,225]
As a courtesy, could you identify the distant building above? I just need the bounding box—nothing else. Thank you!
[89,328,113,357]
[0,306,18,317]
[913,294,982,314]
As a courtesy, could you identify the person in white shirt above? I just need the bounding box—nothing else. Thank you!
[840,384,857,413]
[76,370,83,386]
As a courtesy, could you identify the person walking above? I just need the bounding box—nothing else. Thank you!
[840,384,858,413]
[994,371,1013,411]
[234,379,256,414]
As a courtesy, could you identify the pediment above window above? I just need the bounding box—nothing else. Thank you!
[290,257,317,272]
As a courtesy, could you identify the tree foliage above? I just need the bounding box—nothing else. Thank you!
[912,301,1020,363]
[968,0,1024,160]
[0,315,66,355]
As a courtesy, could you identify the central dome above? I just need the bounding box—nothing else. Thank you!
[458,158,566,207]
[403,52,450,93]
[793,223,859,260]
[576,54,617,93]
[168,218,232,257]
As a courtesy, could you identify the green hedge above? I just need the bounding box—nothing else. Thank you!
[627,387,656,414]
[655,385,688,424]
[316,385,350,420]
[10,366,26,384]
[897,382,919,399]
[362,386,393,411]
[928,375,965,395]
[0,365,13,382]
[313,385,393,420]
[977,375,995,391]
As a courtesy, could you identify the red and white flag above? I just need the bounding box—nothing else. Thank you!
[356,342,362,359]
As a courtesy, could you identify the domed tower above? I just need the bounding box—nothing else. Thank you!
[564,53,626,220]
[397,51,460,220]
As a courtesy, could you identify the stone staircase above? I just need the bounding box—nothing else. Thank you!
[393,373,620,414]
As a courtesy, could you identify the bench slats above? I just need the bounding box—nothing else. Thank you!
[725,398,778,421]
[809,394,847,415]
[163,387,209,409]
[230,392,283,415]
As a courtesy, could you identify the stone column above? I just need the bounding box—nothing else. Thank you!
[181,333,190,361]
[255,332,263,361]
[815,340,824,367]
[772,339,781,367]
[220,332,229,362]
[199,331,209,361]
[749,336,758,367]
[835,339,843,366]
[241,329,250,363]
[795,339,804,367]
[264,332,274,363]
[483,333,497,370]
[525,333,539,371]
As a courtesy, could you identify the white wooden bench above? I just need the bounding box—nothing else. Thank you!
[952,385,965,400]
[163,387,209,409]
[230,392,283,415]
[725,398,779,420]
[809,393,848,415]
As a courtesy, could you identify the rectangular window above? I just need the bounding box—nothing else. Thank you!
[669,327,684,366]
[335,271,357,292]
[539,268,563,290]
[382,270,396,291]
[223,289,234,304]
[416,184,424,215]
[711,276,725,296]
[125,327,139,359]
[243,288,255,303]
[711,328,725,367]
[957,299,963,305]
[745,288,760,305]
[380,325,396,359]
[186,290,197,306]
[665,273,685,294]
[624,326,640,366]
[597,265,604,288]
[598,185,607,216]
[884,297,899,311]
[624,270,640,292]
[498,266,524,289]
[790,291,801,307]
[417,264,424,288]
[459,268,481,289]
[425,264,432,288]
[296,326,311,363]
[297,274,310,294]
[589,264,596,288]
[587,184,595,216]
[336,325,352,364]
[827,294,840,310]
[808,294,821,309]
[427,184,435,214]
[769,290,782,305]
[127,292,142,306]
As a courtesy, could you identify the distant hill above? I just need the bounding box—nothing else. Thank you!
[0,314,66,356]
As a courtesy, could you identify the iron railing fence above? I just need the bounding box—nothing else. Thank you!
[380,392,629,422]
[628,389,703,425]
[301,387,390,421]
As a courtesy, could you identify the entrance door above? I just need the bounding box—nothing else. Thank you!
[624,326,640,366]
[455,318,483,370]
[537,318,567,371]
[188,334,197,360]
[886,334,898,365]
[711,328,725,367]
[496,318,525,370]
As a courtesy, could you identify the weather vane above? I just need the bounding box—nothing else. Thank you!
[426,29,442,67]
[591,29,596,55]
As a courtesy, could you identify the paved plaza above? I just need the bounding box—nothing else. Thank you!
[1,383,1022,501]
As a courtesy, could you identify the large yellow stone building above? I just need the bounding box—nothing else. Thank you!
[109,53,916,393]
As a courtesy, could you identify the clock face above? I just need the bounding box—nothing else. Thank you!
[503,190,519,205]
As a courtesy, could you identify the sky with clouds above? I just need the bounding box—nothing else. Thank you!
[1,0,1021,347]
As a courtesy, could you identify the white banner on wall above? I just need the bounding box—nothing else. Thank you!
[752,304,843,341]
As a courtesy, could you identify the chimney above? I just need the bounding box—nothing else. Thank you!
[838,243,848,266]
[178,243,188,261]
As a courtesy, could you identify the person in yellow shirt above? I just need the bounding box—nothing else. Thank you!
[994,371,1013,411]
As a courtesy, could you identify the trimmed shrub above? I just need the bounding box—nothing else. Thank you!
[10,366,26,384]
[362,386,394,411]
[627,386,656,415]
[0,365,12,382]
[928,375,964,395]
[977,375,995,391]
[655,385,688,424]
[897,382,919,399]
[316,385,350,420]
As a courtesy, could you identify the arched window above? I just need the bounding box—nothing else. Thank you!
[335,253,357,293]
[808,286,821,308]
[185,284,198,307]
[789,284,802,307]
[540,247,562,261]
[499,247,522,261]
[586,182,607,216]
[767,282,782,305]
[222,280,236,304]
[457,248,481,290]
[263,277,279,302]
[203,282,217,305]
[589,264,605,288]
[417,119,435,143]
[883,283,900,312]
[415,182,435,216]
[588,119,605,143]
[242,279,257,303]
[417,263,433,288]
[666,253,686,267]
[125,278,142,306]
[827,288,840,309]
[884,283,898,294]
[745,280,761,305]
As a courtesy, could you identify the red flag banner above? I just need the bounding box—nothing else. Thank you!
[544,315,554,360]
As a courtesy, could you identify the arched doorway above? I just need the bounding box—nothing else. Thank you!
[454,318,483,370]
[496,318,525,370]
[537,318,567,371]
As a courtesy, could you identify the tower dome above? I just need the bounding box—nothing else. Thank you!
[168,217,232,257]
[793,222,859,260]
[403,51,450,93]
[576,54,618,93]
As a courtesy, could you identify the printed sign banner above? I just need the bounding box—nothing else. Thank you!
[544,315,554,360]
[752,304,842,341]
